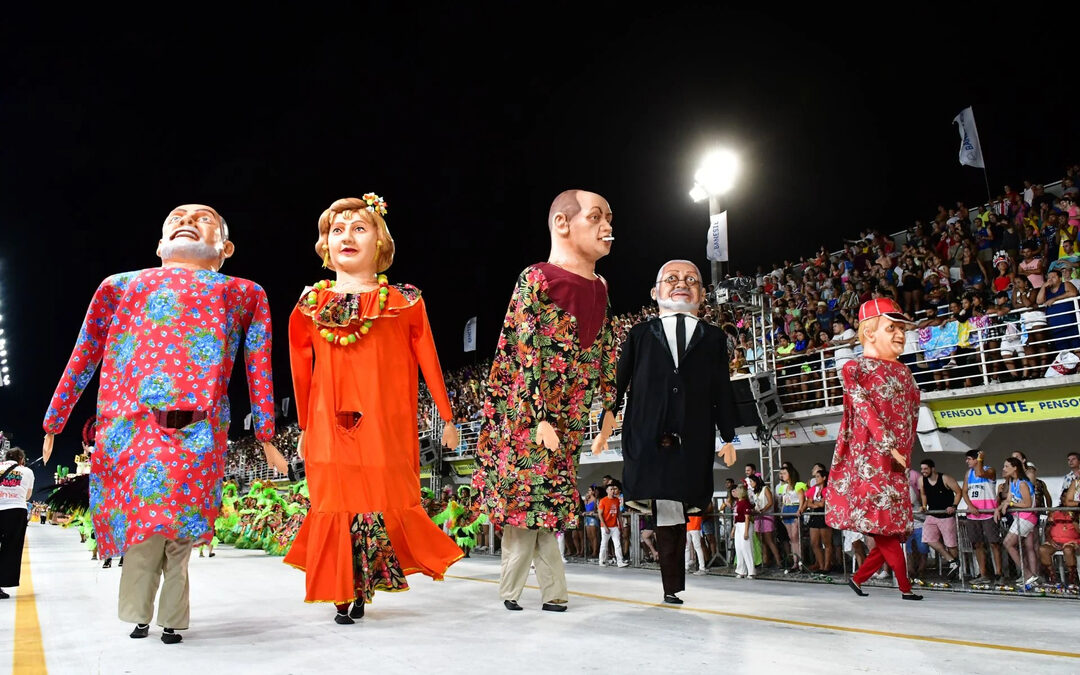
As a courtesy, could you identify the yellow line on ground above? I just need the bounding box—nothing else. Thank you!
[13,534,47,674]
[445,573,1079,660]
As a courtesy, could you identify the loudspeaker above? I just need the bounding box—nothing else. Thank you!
[757,394,783,424]
[731,376,756,404]
[735,401,761,428]
[418,437,438,467]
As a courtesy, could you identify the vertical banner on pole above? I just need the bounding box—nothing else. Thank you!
[952,107,985,168]
[706,211,729,262]
[463,316,477,352]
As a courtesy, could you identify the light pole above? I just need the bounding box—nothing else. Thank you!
[689,149,739,292]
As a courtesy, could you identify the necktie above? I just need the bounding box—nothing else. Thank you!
[676,314,686,366]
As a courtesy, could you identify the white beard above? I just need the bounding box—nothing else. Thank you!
[657,297,700,313]
[159,240,222,263]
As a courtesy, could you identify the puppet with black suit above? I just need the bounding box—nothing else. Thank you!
[593,260,737,604]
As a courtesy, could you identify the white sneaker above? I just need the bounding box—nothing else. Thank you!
[599,562,606,567]
[692,569,708,576]
[735,573,746,578]
[617,561,629,568]
[561,557,568,563]
[873,570,889,580]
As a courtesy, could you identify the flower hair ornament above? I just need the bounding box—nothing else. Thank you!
[361,192,388,217]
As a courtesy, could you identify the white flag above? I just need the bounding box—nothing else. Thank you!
[952,106,985,168]
[463,316,477,352]
[705,211,729,262]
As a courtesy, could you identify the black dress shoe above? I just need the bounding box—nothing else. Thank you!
[161,629,182,644]
[130,624,149,639]
[503,599,523,611]
[102,559,112,569]
[0,589,10,599]
[901,592,924,601]
[334,613,355,624]
[847,580,868,597]
[541,602,567,612]
[349,602,365,619]
[663,594,683,604]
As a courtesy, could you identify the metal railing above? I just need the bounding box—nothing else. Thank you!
[770,297,1080,413]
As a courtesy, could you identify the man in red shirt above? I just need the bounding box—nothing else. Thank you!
[598,484,627,568]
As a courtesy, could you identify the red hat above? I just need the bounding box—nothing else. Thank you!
[858,298,914,324]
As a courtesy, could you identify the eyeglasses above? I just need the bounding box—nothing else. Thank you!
[660,274,701,287]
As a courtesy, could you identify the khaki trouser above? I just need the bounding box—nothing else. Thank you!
[499,526,567,604]
[118,535,194,629]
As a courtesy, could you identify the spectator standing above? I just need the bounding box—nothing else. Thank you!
[961,450,1004,583]
[748,474,782,567]
[733,485,756,579]
[776,463,807,571]
[598,484,627,568]
[918,459,962,578]
[685,514,707,575]
[997,457,1040,585]
[583,487,601,560]
[805,466,834,572]
[0,448,34,600]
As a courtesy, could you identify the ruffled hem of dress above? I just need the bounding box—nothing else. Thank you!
[295,283,421,328]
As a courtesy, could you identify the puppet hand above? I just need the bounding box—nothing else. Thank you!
[442,421,460,450]
[43,434,55,465]
[536,420,559,451]
[591,432,608,456]
[599,411,616,438]
[296,431,304,460]
[262,442,288,475]
[890,448,907,469]
[717,442,736,467]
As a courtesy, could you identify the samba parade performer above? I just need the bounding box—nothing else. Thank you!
[432,485,488,557]
[472,190,618,612]
[43,204,285,644]
[283,194,462,625]
[825,298,924,601]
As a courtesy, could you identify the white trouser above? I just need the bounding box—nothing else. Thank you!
[734,522,755,576]
[685,530,705,570]
[600,526,624,565]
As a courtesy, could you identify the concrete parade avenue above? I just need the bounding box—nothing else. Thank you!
[3,521,1078,674]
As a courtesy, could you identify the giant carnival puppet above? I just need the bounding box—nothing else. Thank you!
[283,194,463,625]
[594,258,738,605]
[43,204,285,644]
[825,298,924,601]
[472,190,618,612]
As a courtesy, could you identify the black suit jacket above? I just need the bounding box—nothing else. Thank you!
[615,315,737,509]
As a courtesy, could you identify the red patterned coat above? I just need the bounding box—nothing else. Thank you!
[825,357,920,537]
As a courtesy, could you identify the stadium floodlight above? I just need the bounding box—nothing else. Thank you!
[692,149,739,198]
[688,183,709,202]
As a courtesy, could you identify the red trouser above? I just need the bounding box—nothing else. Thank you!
[851,534,911,593]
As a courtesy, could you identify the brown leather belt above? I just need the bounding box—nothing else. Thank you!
[154,409,209,430]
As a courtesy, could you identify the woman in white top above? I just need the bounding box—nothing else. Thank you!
[0,447,35,598]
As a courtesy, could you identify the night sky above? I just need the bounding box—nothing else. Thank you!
[2,7,1077,477]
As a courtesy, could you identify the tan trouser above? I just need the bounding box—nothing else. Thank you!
[118,535,194,629]
[499,526,567,604]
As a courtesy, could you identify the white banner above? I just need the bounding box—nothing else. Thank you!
[953,106,985,168]
[463,316,477,352]
[706,211,729,262]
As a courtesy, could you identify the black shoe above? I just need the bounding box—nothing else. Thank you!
[946,560,960,579]
[847,579,868,597]
[503,599,523,611]
[130,624,149,639]
[102,559,112,569]
[161,628,182,644]
[334,613,355,625]
[118,557,124,567]
[208,552,215,558]
[663,594,683,604]
[541,602,567,612]
[902,592,924,601]
[349,602,365,619]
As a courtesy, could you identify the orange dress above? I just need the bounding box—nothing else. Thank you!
[283,283,462,604]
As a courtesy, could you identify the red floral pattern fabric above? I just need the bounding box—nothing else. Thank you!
[825,357,920,537]
[472,266,618,531]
